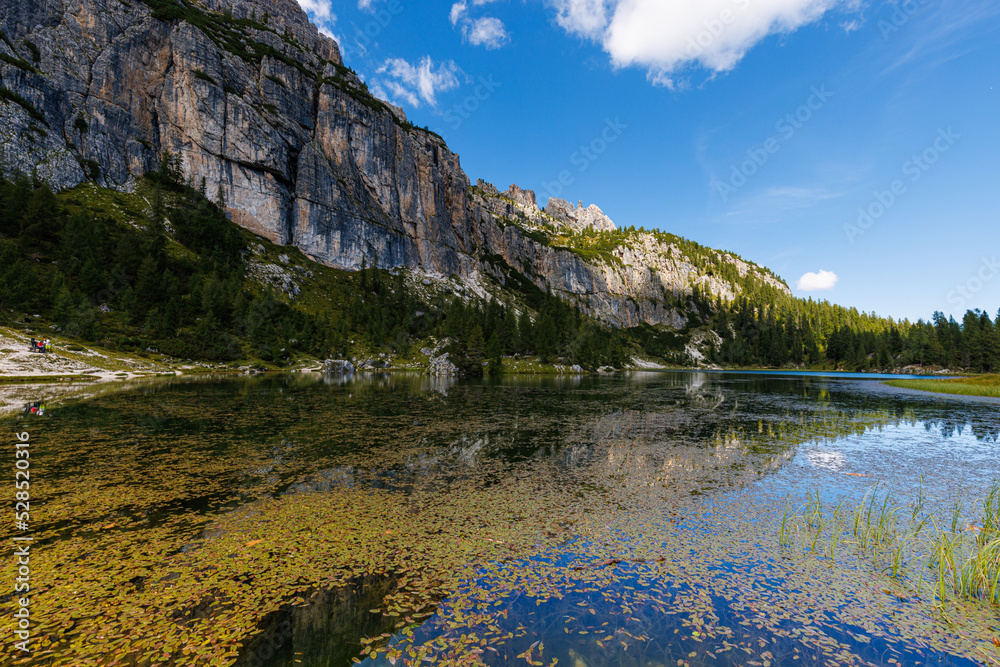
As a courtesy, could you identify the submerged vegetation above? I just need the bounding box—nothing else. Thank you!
[4,373,999,665]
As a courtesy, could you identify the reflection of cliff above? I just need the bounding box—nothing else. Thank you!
[293,371,1000,500]
[318,370,457,396]
[233,575,399,667]
[46,372,994,517]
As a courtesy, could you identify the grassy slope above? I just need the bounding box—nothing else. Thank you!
[885,375,1000,398]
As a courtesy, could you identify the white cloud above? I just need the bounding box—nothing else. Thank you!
[796,270,839,291]
[295,0,335,21]
[451,2,509,49]
[450,2,468,25]
[551,0,609,38]
[358,0,375,10]
[550,0,859,86]
[465,16,509,48]
[375,57,462,108]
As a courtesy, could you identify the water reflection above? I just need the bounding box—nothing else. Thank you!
[3,371,999,667]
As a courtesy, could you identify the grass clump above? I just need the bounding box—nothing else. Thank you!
[886,375,1000,398]
[781,481,1000,610]
[852,485,899,550]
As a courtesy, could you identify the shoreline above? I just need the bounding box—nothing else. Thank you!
[2,324,986,417]
[0,322,975,385]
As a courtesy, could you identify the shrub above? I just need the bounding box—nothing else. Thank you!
[192,68,218,86]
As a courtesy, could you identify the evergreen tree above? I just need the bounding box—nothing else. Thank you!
[464,325,486,375]
[535,313,557,363]
[487,331,503,375]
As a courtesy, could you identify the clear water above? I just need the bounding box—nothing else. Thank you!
[4,372,999,666]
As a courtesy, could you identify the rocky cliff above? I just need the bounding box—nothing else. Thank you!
[0,0,790,329]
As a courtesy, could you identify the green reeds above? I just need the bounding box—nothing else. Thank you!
[852,486,898,550]
[957,537,1000,604]
[779,502,794,548]
[783,480,1000,610]
[980,481,1000,546]
[928,524,960,604]
[825,500,848,560]
[911,475,926,522]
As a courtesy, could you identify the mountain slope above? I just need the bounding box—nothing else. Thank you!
[0,0,789,333]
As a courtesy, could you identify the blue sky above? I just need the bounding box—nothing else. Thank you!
[298,0,1000,323]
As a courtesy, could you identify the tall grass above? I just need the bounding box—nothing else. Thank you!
[980,481,1000,546]
[780,480,1000,609]
[852,486,898,550]
[885,375,1000,398]
[958,538,1000,604]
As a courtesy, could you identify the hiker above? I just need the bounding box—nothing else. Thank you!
[30,337,37,352]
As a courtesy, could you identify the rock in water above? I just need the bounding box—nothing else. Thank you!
[323,359,355,374]
[428,353,460,376]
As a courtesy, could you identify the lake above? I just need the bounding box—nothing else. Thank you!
[3,371,999,666]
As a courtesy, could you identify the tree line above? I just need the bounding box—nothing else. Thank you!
[0,162,629,370]
[708,283,1000,372]
[1,158,996,372]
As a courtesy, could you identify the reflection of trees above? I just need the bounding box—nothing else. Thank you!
[296,371,1000,501]
[19,371,999,538]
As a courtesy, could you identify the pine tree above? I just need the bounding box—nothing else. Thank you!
[535,313,557,363]
[465,325,486,375]
[487,331,503,375]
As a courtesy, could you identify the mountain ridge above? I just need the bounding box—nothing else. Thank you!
[0,0,788,332]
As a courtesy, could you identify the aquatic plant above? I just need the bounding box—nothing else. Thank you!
[852,485,898,551]
[980,480,1000,546]
[778,502,795,548]
[788,480,1000,613]
[6,377,1000,666]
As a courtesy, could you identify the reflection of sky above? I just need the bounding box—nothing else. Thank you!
[805,448,846,472]
[776,421,1000,523]
[15,370,1000,667]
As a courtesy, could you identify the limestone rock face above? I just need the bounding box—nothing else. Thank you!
[502,184,540,213]
[545,197,617,233]
[0,0,790,331]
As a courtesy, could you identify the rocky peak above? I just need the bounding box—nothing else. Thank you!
[199,0,342,65]
[502,184,539,212]
[545,197,617,233]
[0,0,789,334]
[475,179,500,197]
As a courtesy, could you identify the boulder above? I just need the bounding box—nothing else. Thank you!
[428,353,460,376]
[323,359,355,374]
